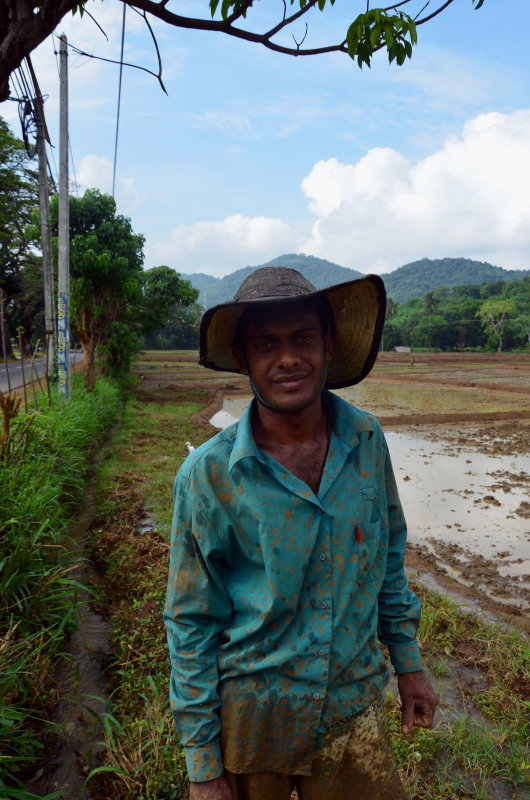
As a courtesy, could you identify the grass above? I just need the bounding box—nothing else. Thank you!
[86,353,529,800]
[87,379,214,798]
[385,586,529,799]
[0,374,121,798]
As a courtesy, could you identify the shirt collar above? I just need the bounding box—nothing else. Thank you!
[228,391,374,474]
[323,390,374,449]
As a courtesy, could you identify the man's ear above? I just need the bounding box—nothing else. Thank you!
[232,345,248,374]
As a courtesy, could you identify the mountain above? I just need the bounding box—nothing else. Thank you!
[383,257,530,303]
[185,254,363,308]
[182,254,530,308]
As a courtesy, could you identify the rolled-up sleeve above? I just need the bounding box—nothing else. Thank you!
[377,434,422,675]
[164,468,233,781]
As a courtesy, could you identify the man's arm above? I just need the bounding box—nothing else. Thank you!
[164,467,233,783]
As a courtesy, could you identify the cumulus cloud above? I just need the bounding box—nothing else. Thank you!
[301,110,530,273]
[75,154,139,214]
[147,213,294,276]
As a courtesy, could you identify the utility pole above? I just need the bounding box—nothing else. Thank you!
[57,34,70,398]
[26,55,56,380]
[35,108,55,378]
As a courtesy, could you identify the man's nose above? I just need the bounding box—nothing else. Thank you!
[276,340,301,367]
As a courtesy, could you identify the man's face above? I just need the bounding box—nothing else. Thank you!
[233,307,332,414]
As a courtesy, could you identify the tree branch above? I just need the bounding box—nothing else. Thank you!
[0,0,464,103]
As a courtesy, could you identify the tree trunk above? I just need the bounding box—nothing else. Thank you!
[0,317,13,359]
[76,307,96,392]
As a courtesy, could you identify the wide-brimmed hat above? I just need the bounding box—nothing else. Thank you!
[199,267,386,389]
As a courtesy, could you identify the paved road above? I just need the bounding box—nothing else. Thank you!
[0,352,81,394]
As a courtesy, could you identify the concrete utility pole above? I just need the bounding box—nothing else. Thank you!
[57,34,70,398]
[26,55,56,380]
[35,108,55,376]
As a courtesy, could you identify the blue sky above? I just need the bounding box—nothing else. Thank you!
[3,0,530,278]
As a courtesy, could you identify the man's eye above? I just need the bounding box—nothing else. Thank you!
[255,341,273,352]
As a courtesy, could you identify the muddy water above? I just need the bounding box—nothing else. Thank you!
[210,396,530,614]
[384,431,530,609]
[27,484,111,799]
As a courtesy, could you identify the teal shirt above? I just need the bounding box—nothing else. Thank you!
[164,392,421,781]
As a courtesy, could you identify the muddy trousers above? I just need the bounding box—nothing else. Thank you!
[224,700,408,800]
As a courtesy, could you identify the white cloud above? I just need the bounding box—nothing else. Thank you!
[147,213,294,276]
[75,154,139,213]
[301,110,530,273]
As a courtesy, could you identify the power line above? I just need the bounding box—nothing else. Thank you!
[112,2,127,198]
[69,139,79,196]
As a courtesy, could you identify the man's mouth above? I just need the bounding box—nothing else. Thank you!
[272,374,308,388]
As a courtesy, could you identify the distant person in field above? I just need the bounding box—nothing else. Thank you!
[164,267,438,800]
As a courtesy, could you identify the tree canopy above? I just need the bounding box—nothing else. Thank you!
[0,117,40,356]
[382,277,529,352]
[1,1,486,102]
[49,189,199,388]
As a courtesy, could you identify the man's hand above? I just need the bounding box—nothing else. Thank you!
[398,670,438,734]
[189,776,234,800]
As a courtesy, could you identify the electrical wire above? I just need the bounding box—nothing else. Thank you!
[112,2,127,198]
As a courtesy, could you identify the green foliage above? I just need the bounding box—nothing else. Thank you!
[141,266,199,341]
[49,189,145,386]
[382,277,529,351]
[383,257,530,303]
[347,9,417,68]
[143,302,203,350]
[0,376,120,793]
[48,193,200,385]
[0,116,41,354]
[476,296,517,352]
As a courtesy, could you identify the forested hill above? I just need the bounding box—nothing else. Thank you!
[184,254,530,308]
[186,254,363,308]
[383,258,530,302]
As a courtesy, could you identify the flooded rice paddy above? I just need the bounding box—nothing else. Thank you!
[210,391,530,618]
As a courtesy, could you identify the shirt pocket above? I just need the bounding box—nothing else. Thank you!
[356,519,381,573]
[359,486,378,524]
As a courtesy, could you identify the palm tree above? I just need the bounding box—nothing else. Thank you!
[423,291,438,351]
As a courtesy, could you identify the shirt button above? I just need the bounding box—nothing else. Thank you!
[317,508,323,515]
[313,692,320,700]
[319,553,326,561]
[320,601,327,609]
[318,649,326,656]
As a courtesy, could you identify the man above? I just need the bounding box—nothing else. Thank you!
[165,267,437,800]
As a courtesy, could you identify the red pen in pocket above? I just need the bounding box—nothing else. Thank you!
[356,525,362,544]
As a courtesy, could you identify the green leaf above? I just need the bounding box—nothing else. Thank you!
[209,0,220,16]
[384,27,395,49]
[346,22,360,59]
[369,23,381,49]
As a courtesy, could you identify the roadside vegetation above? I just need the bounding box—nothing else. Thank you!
[0,375,120,799]
[83,352,529,800]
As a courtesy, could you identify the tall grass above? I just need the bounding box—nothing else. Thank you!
[0,376,120,796]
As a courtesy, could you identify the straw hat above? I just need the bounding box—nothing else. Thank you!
[199,267,386,389]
